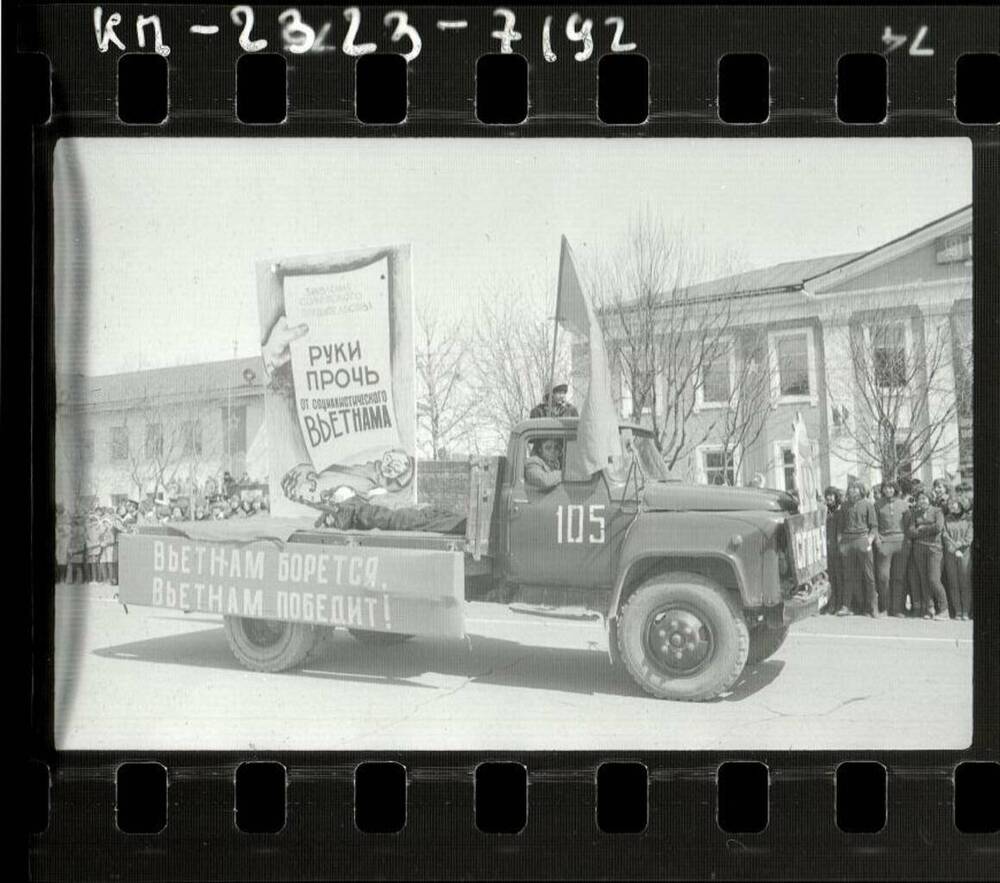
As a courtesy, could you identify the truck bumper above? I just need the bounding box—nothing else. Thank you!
[780,575,830,626]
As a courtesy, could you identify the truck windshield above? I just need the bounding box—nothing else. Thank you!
[608,428,671,484]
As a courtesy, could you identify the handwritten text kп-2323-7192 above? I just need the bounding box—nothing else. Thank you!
[93,7,638,63]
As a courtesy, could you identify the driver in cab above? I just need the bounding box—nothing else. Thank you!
[524,438,564,490]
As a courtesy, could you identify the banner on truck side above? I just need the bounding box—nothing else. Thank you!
[785,508,828,585]
[118,534,464,638]
[256,247,416,517]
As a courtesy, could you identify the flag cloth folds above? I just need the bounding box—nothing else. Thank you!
[556,235,621,477]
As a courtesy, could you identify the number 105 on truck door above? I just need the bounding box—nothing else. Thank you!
[556,504,607,544]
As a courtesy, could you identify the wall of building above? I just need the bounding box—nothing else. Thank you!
[55,395,265,506]
[600,224,972,491]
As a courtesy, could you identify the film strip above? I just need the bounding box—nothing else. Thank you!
[12,3,1000,880]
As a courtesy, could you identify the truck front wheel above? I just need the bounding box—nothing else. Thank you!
[223,616,318,672]
[616,575,749,701]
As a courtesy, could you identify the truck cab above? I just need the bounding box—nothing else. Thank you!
[494,418,829,700]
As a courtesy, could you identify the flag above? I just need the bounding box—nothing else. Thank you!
[792,411,819,511]
[556,236,621,478]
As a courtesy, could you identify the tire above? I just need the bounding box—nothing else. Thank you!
[223,616,318,672]
[616,573,749,701]
[746,625,789,666]
[348,629,414,646]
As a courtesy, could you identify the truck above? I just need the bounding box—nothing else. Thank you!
[118,418,829,702]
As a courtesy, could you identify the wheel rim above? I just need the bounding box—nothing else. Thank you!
[240,618,288,649]
[643,606,715,677]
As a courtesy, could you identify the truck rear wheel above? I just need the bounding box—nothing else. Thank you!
[223,616,317,672]
[746,625,789,666]
[348,629,414,646]
[616,574,749,701]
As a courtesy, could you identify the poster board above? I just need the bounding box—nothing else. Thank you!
[256,247,416,517]
[791,410,821,513]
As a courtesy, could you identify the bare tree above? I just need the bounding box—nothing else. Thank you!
[950,303,972,420]
[708,326,775,485]
[121,396,220,499]
[469,282,571,450]
[588,209,747,471]
[833,307,959,483]
[415,304,473,460]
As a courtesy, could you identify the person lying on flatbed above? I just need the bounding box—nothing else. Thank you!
[313,487,466,535]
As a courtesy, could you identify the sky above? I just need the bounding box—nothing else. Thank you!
[52,137,971,377]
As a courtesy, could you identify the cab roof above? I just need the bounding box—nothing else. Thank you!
[512,417,648,435]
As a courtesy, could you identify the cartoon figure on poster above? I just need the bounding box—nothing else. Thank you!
[791,410,821,513]
[257,247,417,517]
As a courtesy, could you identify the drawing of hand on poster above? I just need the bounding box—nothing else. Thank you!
[257,248,416,517]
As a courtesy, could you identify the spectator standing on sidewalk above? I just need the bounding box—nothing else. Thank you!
[85,508,104,583]
[55,504,69,584]
[900,479,924,616]
[942,496,972,621]
[905,490,949,620]
[874,481,909,617]
[836,480,878,617]
[823,486,843,614]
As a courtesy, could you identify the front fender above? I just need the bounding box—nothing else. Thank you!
[610,512,777,617]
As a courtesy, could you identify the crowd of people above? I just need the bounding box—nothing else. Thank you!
[55,472,271,585]
[823,476,973,621]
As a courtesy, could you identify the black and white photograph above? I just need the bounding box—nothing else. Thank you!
[52,136,973,751]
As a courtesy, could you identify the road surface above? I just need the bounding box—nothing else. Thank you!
[53,583,973,751]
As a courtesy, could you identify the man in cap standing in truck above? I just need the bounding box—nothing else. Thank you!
[530,383,579,418]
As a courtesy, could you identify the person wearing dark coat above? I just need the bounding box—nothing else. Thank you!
[905,490,949,620]
[823,487,844,615]
[899,479,924,616]
[529,383,579,418]
[874,480,910,616]
[315,496,466,535]
[942,496,973,620]
[836,480,878,617]
[524,438,564,490]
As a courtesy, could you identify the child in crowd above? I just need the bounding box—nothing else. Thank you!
[823,486,843,615]
[931,477,952,510]
[55,505,69,583]
[874,481,910,617]
[905,490,949,620]
[837,480,878,617]
[942,496,973,620]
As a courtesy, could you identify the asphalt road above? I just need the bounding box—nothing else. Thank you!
[53,583,973,751]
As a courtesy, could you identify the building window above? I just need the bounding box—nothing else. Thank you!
[872,322,907,389]
[775,444,796,493]
[696,338,734,409]
[110,426,129,461]
[774,332,811,397]
[699,446,736,486]
[702,355,731,405]
[182,420,203,456]
[222,405,247,456]
[145,423,163,459]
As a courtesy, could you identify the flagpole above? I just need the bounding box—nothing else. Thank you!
[548,237,567,414]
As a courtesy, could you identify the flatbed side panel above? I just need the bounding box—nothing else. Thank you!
[291,528,466,554]
[118,533,466,638]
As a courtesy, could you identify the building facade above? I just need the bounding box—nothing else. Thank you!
[56,357,266,507]
[603,206,972,491]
